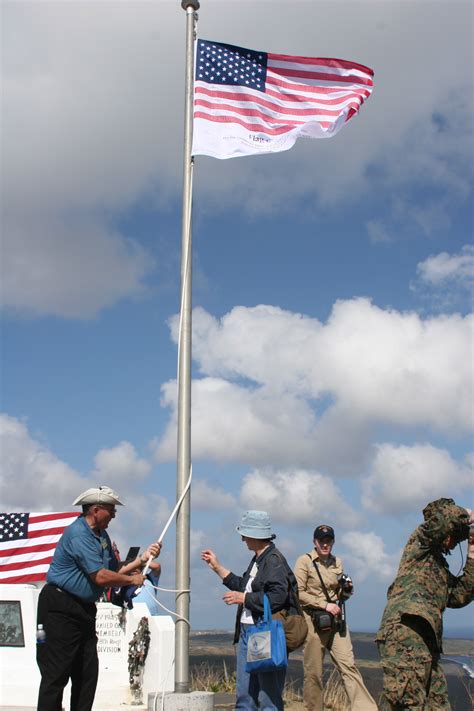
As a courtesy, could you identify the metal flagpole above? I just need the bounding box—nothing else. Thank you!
[175,0,199,694]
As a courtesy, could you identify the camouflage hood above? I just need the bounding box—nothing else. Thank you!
[422,498,470,547]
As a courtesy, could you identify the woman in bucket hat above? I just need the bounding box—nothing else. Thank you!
[202,510,298,710]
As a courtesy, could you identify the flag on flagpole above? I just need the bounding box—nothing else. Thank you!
[192,39,374,159]
[0,512,79,584]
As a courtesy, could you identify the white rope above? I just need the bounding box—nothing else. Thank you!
[141,582,191,625]
[142,463,193,575]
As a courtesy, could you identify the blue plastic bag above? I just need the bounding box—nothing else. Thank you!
[245,594,288,673]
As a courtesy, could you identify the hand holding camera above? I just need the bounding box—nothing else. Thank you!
[338,573,354,601]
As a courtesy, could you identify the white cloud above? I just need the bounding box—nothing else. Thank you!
[239,468,361,528]
[91,441,151,486]
[0,413,85,510]
[2,214,154,318]
[164,300,474,472]
[410,245,474,313]
[0,413,169,553]
[2,1,473,317]
[192,479,237,511]
[190,528,207,565]
[2,1,178,318]
[361,443,473,515]
[2,2,182,216]
[114,492,170,554]
[416,245,474,288]
[339,531,398,582]
[155,376,322,468]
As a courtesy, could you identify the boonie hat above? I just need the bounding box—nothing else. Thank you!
[313,524,335,541]
[236,510,276,540]
[73,486,124,506]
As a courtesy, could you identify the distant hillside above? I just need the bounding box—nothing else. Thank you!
[190,630,473,659]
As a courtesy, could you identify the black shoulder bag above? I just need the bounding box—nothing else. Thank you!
[309,558,337,633]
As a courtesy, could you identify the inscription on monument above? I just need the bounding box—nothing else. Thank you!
[96,608,123,655]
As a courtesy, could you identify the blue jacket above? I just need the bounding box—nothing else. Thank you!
[223,542,299,643]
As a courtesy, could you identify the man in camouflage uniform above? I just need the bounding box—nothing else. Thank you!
[376,498,474,710]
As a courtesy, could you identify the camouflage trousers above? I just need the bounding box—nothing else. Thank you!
[378,620,450,710]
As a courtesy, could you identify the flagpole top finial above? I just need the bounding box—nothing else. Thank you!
[181,0,200,10]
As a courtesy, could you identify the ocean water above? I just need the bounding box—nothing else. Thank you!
[442,655,474,679]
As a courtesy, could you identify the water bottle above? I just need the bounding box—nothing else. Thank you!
[36,624,46,644]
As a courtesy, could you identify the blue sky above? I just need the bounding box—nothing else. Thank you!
[1,0,473,634]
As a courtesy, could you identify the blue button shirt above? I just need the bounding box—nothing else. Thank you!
[47,515,118,602]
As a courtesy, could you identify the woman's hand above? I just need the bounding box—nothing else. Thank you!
[223,591,245,606]
[201,549,231,580]
[201,549,219,571]
[326,602,341,616]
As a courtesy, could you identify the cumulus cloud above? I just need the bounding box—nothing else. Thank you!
[0,413,85,510]
[114,491,170,553]
[239,468,361,528]
[186,301,473,435]
[2,214,154,318]
[160,300,473,471]
[362,443,473,515]
[91,441,151,486]
[409,245,474,312]
[155,376,323,467]
[0,413,169,551]
[189,528,208,564]
[339,531,399,581]
[416,245,474,288]
[192,479,237,511]
[2,1,177,318]
[2,2,473,317]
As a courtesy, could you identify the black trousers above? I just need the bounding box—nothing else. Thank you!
[36,584,99,711]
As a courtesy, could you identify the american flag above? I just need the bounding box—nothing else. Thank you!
[0,512,79,584]
[192,39,374,159]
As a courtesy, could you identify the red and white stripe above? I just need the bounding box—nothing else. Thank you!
[194,52,373,138]
[0,512,79,584]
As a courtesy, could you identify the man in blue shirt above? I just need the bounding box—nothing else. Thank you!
[36,485,161,711]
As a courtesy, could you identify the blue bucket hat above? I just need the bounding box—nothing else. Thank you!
[236,510,276,540]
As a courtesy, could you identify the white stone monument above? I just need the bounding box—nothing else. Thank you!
[0,584,175,709]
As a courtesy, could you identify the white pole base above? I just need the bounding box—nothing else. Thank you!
[147,691,214,710]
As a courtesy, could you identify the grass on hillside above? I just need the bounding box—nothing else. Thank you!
[191,662,353,708]
[191,661,474,709]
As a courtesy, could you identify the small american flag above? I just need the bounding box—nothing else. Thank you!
[0,512,79,584]
[192,39,374,159]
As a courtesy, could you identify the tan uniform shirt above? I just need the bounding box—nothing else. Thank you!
[294,548,343,610]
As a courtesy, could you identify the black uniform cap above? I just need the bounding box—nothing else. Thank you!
[313,525,335,541]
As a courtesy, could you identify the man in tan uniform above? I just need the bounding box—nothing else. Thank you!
[294,525,377,711]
